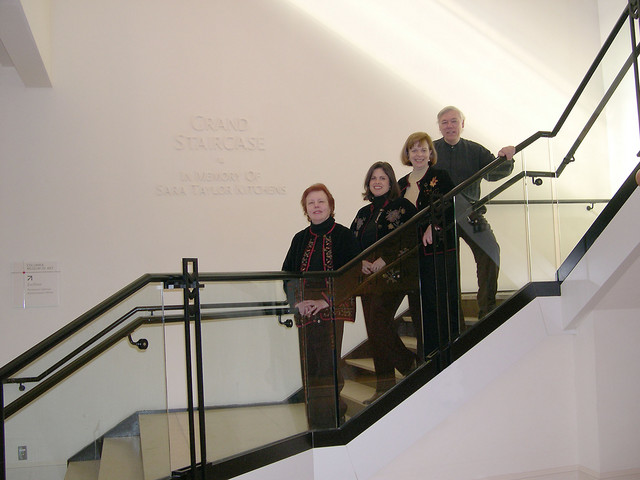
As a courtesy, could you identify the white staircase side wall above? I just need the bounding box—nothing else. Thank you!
[235,191,640,479]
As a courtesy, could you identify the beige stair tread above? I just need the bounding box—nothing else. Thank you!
[465,316,479,326]
[138,413,172,480]
[97,437,144,480]
[401,336,417,350]
[345,357,405,379]
[342,379,376,403]
[65,459,100,480]
[345,357,374,370]
[139,403,308,472]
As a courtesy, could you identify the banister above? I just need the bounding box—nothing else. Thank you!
[0,273,171,379]
[514,7,630,154]
[3,304,295,419]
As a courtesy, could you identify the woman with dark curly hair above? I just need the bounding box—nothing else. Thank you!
[351,161,418,404]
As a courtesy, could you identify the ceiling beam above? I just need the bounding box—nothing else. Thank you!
[0,0,51,87]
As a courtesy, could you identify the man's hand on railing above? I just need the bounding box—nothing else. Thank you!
[498,145,516,160]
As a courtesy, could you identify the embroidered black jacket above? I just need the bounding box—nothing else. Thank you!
[350,195,417,263]
[282,217,360,324]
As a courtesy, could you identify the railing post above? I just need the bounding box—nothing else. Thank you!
[1,384,5,480]
[628,0,640,145]
[181,258,207,480]
[328,276,341,429]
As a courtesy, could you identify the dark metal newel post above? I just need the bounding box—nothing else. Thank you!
[1,385,6,480]
[181,258,207,480]
[628,0,640,142]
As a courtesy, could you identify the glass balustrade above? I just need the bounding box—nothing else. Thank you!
[2,280,173,480]
[163,276,311,469]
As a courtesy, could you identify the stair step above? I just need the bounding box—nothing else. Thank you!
[342,379,376,402]
[138,404,309,472]
[341,379,376,416]
[400,335,417,351]
[139,413,172,480]
[64,460,100,480]
[345,357,405,379]
[345,357,374,373]
[97,437,144,480]
[465,316,479,327]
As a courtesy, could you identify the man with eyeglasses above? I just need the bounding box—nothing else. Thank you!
[434,106,515,321]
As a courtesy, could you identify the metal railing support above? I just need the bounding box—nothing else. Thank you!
[181,258,207,480]
[1,386,5,480]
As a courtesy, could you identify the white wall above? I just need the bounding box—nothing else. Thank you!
[0,0,635,478]
[1,0,623,364]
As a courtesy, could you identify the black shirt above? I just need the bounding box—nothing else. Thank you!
[434,137,514,203]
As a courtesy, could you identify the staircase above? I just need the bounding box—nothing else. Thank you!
[63,403,308,480]
[341,292,511,412]
[59,291,511,479]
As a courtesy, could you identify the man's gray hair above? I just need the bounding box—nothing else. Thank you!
[437,105,465,122]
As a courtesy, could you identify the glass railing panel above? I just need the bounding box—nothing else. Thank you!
[523,174,561,283]
[4,281,169,397]
[454,157,532,321]
[3,282,172,480]
[539,17,628,179]
[552,26,638,269]
[417,195,460,361]
[600,11,638,192]
[461,151,521,202]
[167,276,311,467]
[547,15,637,268]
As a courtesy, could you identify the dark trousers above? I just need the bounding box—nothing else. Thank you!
[361,293,416,392]
[297,319,345,429]
[458,214,500,319]
[410,250,460,359]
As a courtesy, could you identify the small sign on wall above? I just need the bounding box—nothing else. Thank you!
[12,261,60,308]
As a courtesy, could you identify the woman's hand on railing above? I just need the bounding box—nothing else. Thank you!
[423,224,434,246]
[362,258,386,274]
[295,299,329,316]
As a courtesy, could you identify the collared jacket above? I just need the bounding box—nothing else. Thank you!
[282,217,360,325]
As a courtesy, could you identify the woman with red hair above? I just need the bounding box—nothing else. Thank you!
[282,183,360,429]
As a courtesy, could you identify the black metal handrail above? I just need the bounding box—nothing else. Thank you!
[513,7,635,160]
[2,301,293,419]
[486,198,610,208]
[3,305,179,386]
[0,273,171,380]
